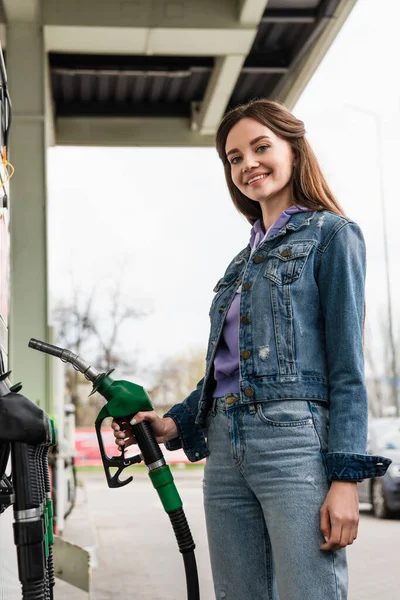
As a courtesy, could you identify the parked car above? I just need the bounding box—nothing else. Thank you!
[358,418,400,518]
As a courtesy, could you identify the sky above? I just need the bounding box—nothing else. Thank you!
[47,0,400,387]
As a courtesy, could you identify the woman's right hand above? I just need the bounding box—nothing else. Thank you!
[111,412,178,448]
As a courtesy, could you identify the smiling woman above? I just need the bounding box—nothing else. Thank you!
[226,122,295,230]
[112,99,391,600]
[216,100,344,227]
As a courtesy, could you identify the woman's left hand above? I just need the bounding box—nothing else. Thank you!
[320,481,359,551]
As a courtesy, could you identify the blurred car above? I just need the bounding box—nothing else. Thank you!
[358,418,400,518]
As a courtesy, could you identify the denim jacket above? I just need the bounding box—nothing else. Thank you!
[165,210,391,481]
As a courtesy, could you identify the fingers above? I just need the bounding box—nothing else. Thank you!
[111,411,163,447]
[320,505,334,551]
[320,519,343,552]
[348,522,358,545]
[320,513,359,551]
[319,505,331,541]
[131,411,157,426]
[111,419,136,448]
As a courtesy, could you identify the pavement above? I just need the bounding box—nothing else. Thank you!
[55,467,214,600]
[55,467,400,600]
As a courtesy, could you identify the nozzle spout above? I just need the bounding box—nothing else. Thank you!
[28,338,100,383]
[29,339,65,359]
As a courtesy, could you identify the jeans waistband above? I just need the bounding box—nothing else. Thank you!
[214,393,240,404]
[212,393,256,414]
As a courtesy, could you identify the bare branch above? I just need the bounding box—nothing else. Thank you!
[51,275,151,424]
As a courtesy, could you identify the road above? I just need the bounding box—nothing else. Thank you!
[56,468,399,599]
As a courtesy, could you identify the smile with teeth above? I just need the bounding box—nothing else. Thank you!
[246,173,270,185]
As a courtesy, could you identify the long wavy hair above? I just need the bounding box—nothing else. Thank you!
[215,99,345,224]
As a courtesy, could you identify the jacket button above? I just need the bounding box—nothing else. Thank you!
[244,387,255,397]
[253,255,263,264]
[281,248,290,257]
[226,396,237,405]
[243,282,251,291]
[240,316,249,325]
[241,350,251,359]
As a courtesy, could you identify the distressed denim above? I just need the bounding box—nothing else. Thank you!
[165,211,391,480]
[203,395,348,600]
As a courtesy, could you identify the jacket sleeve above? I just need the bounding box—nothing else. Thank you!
[317,220,391,481]
[163,377,210,462]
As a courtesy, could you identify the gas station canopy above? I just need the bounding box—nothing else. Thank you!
[1,0,356,147]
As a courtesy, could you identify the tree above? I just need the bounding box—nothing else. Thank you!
[364,311,400,418]
[52,278,151,425]
[147,348,206,414]
[364,324,384,418]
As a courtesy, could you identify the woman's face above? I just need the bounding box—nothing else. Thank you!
[225,117,295,207]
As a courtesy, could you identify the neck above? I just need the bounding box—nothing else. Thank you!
[259,193,293,231]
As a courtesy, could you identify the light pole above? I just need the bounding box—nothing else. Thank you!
[346,104,399,417]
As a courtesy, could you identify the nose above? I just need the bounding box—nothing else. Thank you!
[241,153,260,173]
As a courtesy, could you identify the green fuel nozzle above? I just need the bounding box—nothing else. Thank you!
[28,339,179,502]
[29,339,200,599]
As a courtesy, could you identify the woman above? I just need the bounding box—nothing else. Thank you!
[112,100,390,599]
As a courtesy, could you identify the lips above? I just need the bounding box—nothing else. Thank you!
[245,173,270,185]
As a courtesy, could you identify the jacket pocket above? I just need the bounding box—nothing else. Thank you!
[264,241,314,285]
[209,273,238,315]
[256,400,314,427]
[212,273,237,293]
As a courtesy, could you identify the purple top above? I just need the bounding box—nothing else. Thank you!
[213,205,309,397]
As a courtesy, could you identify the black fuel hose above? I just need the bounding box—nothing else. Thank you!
[169,507,200,600]
[133,421,200,600]
[11,441,47,600]
[41,446,55,599]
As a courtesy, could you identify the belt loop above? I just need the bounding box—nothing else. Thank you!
[248,403,256,414]
[211,398,217,416]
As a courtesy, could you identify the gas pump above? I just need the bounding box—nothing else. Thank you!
[0,40,58,600]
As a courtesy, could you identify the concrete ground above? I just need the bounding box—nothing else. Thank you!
[55,468,400,600]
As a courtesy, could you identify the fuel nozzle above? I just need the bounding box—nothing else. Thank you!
[28,338,200,599]
[28,339,100,383]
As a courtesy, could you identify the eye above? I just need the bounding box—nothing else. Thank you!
[256,145,270,153]
[230,156,242,165]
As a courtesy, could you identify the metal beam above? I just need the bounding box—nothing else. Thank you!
[261,9,316,24]
[191,55,247,135]
[192,0,267,135]
[56,117,216,147]
[242,65,288,74]
[239,0,269,25]
[244,49,289,70]
[287,0,338,66]
[273,0,358,109]
[55,101,192,118]
[43,0,239,29]
[8,21,50,406]
[3,0,40,22]
[49,53,214,71]
[45,55,56,146]
[0,25,6,49]
[44,25,257,56]
[42,0,254,55]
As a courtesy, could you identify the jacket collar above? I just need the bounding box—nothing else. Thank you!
[266,210,316,241]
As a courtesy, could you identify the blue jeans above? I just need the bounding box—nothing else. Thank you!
[203,395,348,600]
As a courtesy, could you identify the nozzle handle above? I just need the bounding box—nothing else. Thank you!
[133,421,164,467]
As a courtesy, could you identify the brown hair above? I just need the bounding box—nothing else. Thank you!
[215,99,345,224]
